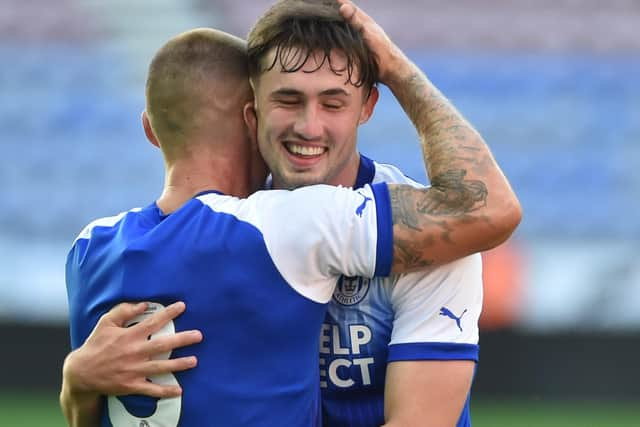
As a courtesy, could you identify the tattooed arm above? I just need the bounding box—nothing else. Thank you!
[339,0,521,272]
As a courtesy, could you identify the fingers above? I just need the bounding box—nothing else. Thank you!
[131,381,183,399]
[101,302,148,327]
[144,330,203,357]
[335,0,401,84]
[337,0,356,20]
[136,301,187,336]
[336,0,367,32]
[142,356,199,377]
[123,357,198,398]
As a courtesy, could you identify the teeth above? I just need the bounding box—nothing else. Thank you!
[287,144,325,156]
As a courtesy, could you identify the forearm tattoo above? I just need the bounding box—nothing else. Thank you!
[389,69,493,270]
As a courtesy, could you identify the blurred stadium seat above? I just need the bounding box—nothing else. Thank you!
[2,0,637,242]
[0,0,638,333]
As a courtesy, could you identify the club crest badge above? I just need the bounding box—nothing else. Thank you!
[333,275,370,306]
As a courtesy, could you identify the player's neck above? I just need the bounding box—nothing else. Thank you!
[326,152,361,188]
[157,159,251,214]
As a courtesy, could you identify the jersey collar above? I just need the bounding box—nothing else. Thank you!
[193,189,225,198]
[354,154,376,190]
[144,190,226,220]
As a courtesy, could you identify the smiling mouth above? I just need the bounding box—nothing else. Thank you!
[284,142,327,157]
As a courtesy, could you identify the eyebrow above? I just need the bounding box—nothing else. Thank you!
[319,88,350,97]
[270,87,351,98]
[270,88,302,97]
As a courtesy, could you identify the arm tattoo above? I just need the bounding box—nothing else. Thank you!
[393,70,491,218]
[387,68,495,270]
[392,236,435,271]
[422,170,488,216]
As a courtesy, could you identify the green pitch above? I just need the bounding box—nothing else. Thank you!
[0,392,65,427]
[1,392,638,427]
[471,398,639,427]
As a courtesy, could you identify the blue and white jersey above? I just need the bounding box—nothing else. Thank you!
[65,183,393,427]
[321,156,483,427]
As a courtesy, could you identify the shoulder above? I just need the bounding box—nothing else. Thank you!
[388,253,483,347]
[391,253,483,299]
[370,160,426,188]
[194,185,373,244]
[195,186,341,228]
[73,208,142,245]
[195,193,245,215]
[197,185,343,210]
[399,253,482,284]
[431,252,483,276]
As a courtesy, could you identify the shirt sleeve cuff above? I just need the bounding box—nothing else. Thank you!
[388,342,480,362]
[370,182,393,277]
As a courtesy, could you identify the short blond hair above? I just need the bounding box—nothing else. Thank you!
[145,28,249,157]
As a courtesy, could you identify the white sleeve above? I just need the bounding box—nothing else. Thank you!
[207,183,393,304]
[388,254,483,361]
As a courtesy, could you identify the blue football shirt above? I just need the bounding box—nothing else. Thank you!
[320,156,482,427]
[66,183,392,427]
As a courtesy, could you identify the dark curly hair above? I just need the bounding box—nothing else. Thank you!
[247,0,378,92]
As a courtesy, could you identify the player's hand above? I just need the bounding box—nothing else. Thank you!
[62,301,202,399]
[336,0,410,85]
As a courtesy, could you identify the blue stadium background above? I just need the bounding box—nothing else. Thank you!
[1,0,639,423]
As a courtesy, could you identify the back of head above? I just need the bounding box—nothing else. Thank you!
[146,28,251,160]
[246,0,378,91]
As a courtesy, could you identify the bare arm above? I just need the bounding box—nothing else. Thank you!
[383,361,475,427]
[60,302,202,427]
[60,373,102,427]
[338,0,522,272]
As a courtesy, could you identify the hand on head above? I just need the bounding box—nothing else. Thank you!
[336,0,407,84]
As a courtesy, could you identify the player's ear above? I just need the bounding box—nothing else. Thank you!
[142,111,160,148]
[359,86,379,125]
[243,101,258,143]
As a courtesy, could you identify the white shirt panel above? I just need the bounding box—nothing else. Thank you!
[389,255,483,345]
[371,161,483,346]
[198,184,386,304]
[73,208,142,244]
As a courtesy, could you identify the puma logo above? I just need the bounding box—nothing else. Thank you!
[439,307,467,332]
[356,193,373,217]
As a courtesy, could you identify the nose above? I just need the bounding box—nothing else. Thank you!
[293,104,323,141]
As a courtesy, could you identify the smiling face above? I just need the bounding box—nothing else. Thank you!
[247,48,378,189]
